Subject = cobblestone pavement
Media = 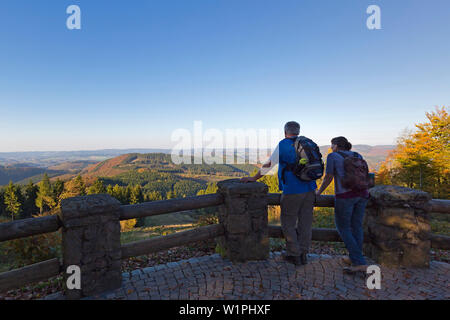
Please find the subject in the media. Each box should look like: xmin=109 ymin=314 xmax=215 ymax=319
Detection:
xmin=86 ymin=253 xmax=449 ymax=300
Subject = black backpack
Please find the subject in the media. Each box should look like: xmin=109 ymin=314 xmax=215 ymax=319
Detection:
xmin=282 ymin=136 xmax=324 ymax=183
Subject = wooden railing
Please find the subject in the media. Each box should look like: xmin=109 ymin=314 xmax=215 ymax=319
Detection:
xmin=0 ymin=190 xmax=449 ymax=296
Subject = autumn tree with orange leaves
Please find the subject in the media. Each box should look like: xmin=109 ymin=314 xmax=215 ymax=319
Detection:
xmin=377 ymin=107 xmax=449 ymax=199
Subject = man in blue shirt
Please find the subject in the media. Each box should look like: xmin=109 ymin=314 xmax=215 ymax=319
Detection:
xmin=241 ymin=122 xmax=317 ymax=265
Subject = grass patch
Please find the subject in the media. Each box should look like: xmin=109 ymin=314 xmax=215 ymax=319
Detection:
xmin=120 ymin=224 xmax=195 ymax=244
xmin=268 ymin=207 xmax=335 ymax=229
xmin=0 ymin=243 xmax=12 ymax=273
xmin=312 ymin=208 xmax=335 ymax=229
xmin=143 ymin=212 xmax=199 ymax=226
xmin=430 ymin=212 xmax=450 ymax=236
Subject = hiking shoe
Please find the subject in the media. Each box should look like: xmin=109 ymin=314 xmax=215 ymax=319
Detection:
xmin=282 ymin=255 xmax=302 ymax=266
xmin=341 ymin=256 xmax=352 ymax=266
xmin=343 ymin=265 xmax=368 ymax=274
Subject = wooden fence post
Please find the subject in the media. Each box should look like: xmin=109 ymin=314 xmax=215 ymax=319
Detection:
xmin=59 ymin=194 xmax=122 ymax=299
xmin=365 ymin=185 xmax=432 ymax=268
xmin=217 ymin=179 xmax=269 ymax=262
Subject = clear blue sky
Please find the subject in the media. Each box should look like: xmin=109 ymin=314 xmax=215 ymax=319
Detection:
xmin=0 ymin=0 xmax=449 ymax=152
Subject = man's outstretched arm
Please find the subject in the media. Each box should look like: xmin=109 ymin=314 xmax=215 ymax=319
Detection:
xmin=240 ymin=161 xmax=271 ymax=183
xmin=240 ymin=144 xmax=279 ymax=183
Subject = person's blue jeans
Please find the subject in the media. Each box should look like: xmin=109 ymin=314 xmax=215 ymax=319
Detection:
xmin=334 ymin=197 xmax=368 ymax=266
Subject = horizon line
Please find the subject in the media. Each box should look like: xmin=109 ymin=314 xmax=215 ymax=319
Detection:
xmin=0 ymin=144 xmax=397 ymax=154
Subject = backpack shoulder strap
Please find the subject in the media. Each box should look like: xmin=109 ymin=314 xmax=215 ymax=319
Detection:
xmin=295 ymin=136 xmax=311 ymax=149
xmin=353 ymin=152 xmax=362 ymax=159
xmin=294 ymin=137 xmax=302 ymax=153
xmin=337 ymin=151 xmax=349 ymax=158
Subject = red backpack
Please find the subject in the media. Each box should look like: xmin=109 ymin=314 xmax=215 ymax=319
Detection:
xmin=337 ymin=152 xmax=370 ymax=191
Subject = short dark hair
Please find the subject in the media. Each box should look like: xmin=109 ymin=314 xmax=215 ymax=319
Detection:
xmin=284 ymin=121 xmax=300 ymax=136
xmin=331 ymin=136 xmax=352 ymax=151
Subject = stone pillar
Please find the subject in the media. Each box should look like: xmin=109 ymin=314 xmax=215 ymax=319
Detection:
xmin=364 ymin=185 xmax=432 ymax=268
xmin=217 ymin=179 xmax=269 ymax=262
xmin=59 ymin=194 xmax=122 ymax=299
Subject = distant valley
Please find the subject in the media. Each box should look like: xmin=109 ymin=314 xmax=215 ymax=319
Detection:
xmin=0 ymin=145 xmax=394 ymax=186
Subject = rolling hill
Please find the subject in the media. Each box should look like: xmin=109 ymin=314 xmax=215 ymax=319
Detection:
xmin=75 ymin=153 xmax=259 ymax=198
xmin=80 ymin=153 xmax=258 ymax=179
xmin=0 ymin=164 xmax=67 ymax=186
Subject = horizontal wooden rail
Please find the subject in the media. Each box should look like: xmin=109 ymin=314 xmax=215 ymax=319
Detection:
xmin=431 ymin=234 xmax=450 ymax=250
xmin=121 ymin=224 xmax=225 ymax=259
xmin=430 ymin=199 xmax=450 ymax=214
xmin=0 ymin=215 xmax=61 ymax=243
xmin=0 ymin=194 xmax=446 ymax=242
xmin=0 ymin=258 xmax=62 ymax=293
xmin=268 ymin=225 xmax=352 ymax=243
xmin=267 ymin=193 xmax=281 ymax=205
xmin=267 ymin=193 xmax=335 ymax=207
xmin=120 ymin=193 xmax=224 ymax=221
xmin=269 ymin=225 xmax=450 ymax=250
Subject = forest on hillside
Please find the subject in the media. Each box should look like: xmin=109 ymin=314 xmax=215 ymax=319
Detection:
xmin=0 ymin=162 xmax=257 ymax=222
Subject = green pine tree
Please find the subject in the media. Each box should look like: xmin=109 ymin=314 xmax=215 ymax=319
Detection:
xmin=22 ymin=180 xmax=39 ymax=218
xmin=125 ymin=185 xmax=133 ymax=204
xmin=72 ymin=175 xmax=86 ymax=196
xmin=88 ymin=179 xmax=106 ymax=195
xmin=106 ymin=184 xmax=114 ymax=196
xmin=59 ymin=175 xmax=86 ymax=201
xmin=4 ymin=181 xmax=22 ymax=221
xmin=0 ymin=188 xmax=6 ymax=217
xmin=36 ymin=173 xmax=55 ymax=214
xmin=166 ymin=190 xmax=174 ymax=200
xmin=145 ymin=191 xmax=163 ymax=202
xmin=112 ymin=184 xmax=125 ymax=204
xmin=129 ymin=185 xmax=144 ymax=205
xmin=130 ymin=185 xmax=145 ymax=227
xmin=53 ymin=179 xmax=65 ymax=201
